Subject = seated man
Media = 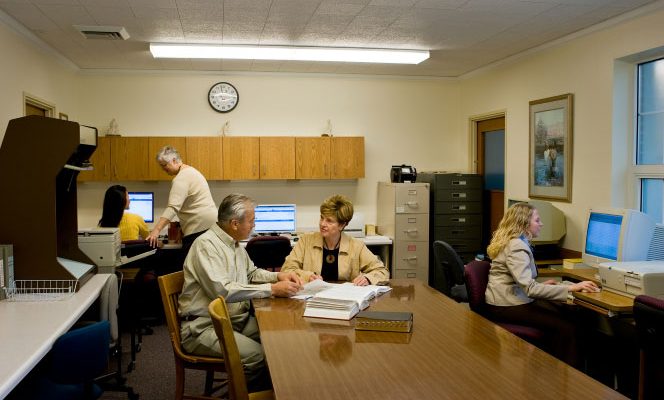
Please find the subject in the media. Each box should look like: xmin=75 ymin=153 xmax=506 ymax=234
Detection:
xmin=178 ymin=193 xmax=302 ymax=389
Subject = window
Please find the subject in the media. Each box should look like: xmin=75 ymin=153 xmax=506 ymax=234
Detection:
xmin=635 ymin=58 xmax=664 ymax=223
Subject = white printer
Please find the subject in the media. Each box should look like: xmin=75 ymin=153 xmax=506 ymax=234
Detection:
xmin=598 ymin=260 xmax=664 ymax=298
xmin=78 ymin=228 xmax=121 ymax=272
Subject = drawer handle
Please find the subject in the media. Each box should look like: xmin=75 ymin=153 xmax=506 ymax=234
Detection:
xmin=403 ymin=229 xmax=418 ymax=234
xmin=452 ymin=193 xmax=467 ymax=198
xmin=451 ymin=230 xmax=464 ymax=234
xmin=402 ymin=256 xmax=418 ymax=261
xmin=452 ymin=205 xmax=467 ymax=211
xmin=406 ymin=201 xmax=419 ymax=208
xmin=406 ymin=273 xmax=417 ymax=278
xmin=452 ymin=180 xmax=467 ymax=186
xmin=451 ymin=218 xmax=466 ymax=222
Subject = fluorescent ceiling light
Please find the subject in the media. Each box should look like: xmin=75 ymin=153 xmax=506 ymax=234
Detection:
xmin=150 ymin=43 xmax=429 ymax=64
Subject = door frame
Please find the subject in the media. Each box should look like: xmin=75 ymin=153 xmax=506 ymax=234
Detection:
xmin=23 ymin=92 xmax=55 ymax=117
xmin=468 ymin=111 xmax=506 ymax=173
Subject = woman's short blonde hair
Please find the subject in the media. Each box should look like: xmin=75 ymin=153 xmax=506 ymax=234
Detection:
xmin=487 ymin=202 xmax=536 ymax=259
xmin=320 ymin=194 xmax=354 ymax=225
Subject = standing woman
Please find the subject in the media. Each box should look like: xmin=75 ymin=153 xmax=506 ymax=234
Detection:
xmin=146 ymin=146 xmax=217 ymax=259
xmin=281 ymin=194 xmax=389 ymax=286
xmin=99 ymin=185 xmax=149 ymax=241
xmin=484 ymin=202 xmax=598 ymax=366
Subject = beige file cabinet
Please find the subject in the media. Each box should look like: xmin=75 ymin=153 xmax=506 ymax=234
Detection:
xmin=377 ymin=182 xmax=430 ymax=282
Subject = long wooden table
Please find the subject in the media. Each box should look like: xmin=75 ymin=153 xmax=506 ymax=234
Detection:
xmin=253 ymin=279 xmax=626 ymax=400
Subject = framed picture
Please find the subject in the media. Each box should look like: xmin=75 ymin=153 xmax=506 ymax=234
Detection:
xmin=529 ymin=93 xmax=573 ymax=202
xmin=58 ymin=112 xmax=69 ymax=121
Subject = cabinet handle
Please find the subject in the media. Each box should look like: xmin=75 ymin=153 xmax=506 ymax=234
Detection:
xmin=451 ymin=218 xmax=466 ymax=223
xmin=406 ymin=272 xmax=417 ymax=278
xmin=452 ymin=193 xmax=467 ymax=198
xmin=402 ymin=256 xmax=417 ymax=261
xmin=405 ymin=201 xmax=419 ymax=208
xmin=452 ymin=180 xmax=467 ymax=186
xmin=403 ymin=229 xmax=418 ymax=234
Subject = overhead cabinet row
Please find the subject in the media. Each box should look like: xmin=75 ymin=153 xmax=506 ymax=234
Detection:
xmin=78 ymin=136 xmax=364 ymax=182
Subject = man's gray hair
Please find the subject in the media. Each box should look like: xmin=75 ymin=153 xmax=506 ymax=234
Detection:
xmin=156 ymin=146 xmax=181 ymax=163
xmin=218 ymin=193 xmax=255 ymax=224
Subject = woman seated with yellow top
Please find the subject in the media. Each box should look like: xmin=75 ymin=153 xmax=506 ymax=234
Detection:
xmin=281 ymin=194 xmax=389 ymax=286
xmin=99 ymin=185 xmax=149 ymax=241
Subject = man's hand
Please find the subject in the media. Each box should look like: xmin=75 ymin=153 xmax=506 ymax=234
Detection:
xmin=271 ymin=281 xmax=302 ymax=297
xmin=277 ymin=271 xmax=304 ymax=286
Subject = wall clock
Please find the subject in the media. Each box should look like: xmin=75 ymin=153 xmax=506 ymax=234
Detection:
xmin=208 ymin=82 xmax=239 ymax=113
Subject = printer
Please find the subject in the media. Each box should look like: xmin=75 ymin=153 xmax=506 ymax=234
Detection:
xmin=78 ymin=228 xmax=121 ymax=273
xmin=598 ymin=260 xmax=664 ymax=298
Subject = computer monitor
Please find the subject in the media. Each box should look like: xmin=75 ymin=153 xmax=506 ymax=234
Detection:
xmin=127 ymin=192 xmax=154 ymax=223
xmin=254 ymin=204 xmax=296 ymax=234
xmin=507 ymin=199 xmax=566 ymax=244
xmin=582 ymin=207 xmax=656 ymax=268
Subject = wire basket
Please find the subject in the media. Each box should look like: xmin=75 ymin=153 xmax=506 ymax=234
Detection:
xmin=4 ymin=280 xmax=78 ymax=301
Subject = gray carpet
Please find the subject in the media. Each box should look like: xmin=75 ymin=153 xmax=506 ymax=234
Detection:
xmin=100 ymin=323 xmax=227 ymax=400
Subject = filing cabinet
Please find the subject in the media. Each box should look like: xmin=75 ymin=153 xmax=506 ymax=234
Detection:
xmin=377 ymin=182 xmax=430 ymax=282
xmin=418 ymin=172 xmax=483 ymax=265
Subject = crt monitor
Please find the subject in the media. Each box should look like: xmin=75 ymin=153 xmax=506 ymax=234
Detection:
xmin=506 ymin=199 xmax=566 ymax=244
xmin=582 ymin=207 xmax=656 ymax=267
xmin=254 ymin=204 xmax=296 ymax=234
xmin=127 ymin=192 xmax=154 ymax=223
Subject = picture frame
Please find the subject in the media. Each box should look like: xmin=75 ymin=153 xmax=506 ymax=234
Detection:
xmin=529 ymin=93 xmax=573 ymax=202
xmin=58 ymin=112 xmax=69 ymax=121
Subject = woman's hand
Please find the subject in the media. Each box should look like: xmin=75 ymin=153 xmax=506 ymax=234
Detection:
xmin=352 ymin=275 xmax=369 ymax=286
xmin=309 ymin=274 xmax=323 ymax=282
xmin=568 ymin=280 xmax=600 ymax=293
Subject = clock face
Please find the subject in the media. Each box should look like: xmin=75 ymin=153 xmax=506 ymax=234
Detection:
xmin=208 ymin=82 xmax=239 ymax=113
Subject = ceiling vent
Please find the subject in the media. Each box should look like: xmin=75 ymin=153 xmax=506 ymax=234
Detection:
xmin=74 ymin=25 xmax=129 ymax=40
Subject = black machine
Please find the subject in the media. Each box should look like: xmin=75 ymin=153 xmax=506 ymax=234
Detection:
xmin=390 ymin=165 xmax=417 ymax=183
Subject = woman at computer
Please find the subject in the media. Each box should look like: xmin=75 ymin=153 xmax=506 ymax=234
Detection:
xmin=484 ymin=202 xmax=598 ymax=366
xmin=99 ymin=185 xmax=149 ymax=241
xmin=281 ymin=194 xmax=389 ymax=286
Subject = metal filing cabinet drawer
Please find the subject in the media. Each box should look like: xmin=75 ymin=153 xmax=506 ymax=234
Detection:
xmin=434 ymin=214 xmax=482 ymax=227
xmin=435 ymin=201 xmax=482 ymax=214
xmin=433 ymin=225 xmax=481 ymax=240
xmin=394 ymin=214 xmax=429 ymax=241
xmin=393 ymin=241 xmax=428 ymax=271
xmin=435 ymin=189 xmax=482 ymax=202
xmin=394 ymin=185 xmax=429 ymax=214
xmin=394 ymin=264 xmax=429 ymax=280
xmin=434 ymin=174 xmax=482 ymax=188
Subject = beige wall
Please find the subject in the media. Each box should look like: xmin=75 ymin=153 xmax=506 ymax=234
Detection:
xmin=458 ymin=6 xmax=664 ymax=251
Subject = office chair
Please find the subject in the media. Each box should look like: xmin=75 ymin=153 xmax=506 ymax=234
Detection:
xmin=158 ymin=271 xmax=227 ymax=400
xmin=432 ymin=240 xmax=468 ymax=302
xmin=464 ymin=260 xmax=544 ymax=343
xmin=209 ymin=297 xmax=275 ymax=400
xmin=634 ymin=295 xmax=664 ymax=400
xmin=245 ymin=236 xmax=292 ymax=272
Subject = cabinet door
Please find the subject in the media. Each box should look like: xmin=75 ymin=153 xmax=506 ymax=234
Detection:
xmin=148 ymin=137 xmax=187 ymax=180
xmin=331 ymin=137 xmax=364 ymax=179
xmin=223 ymin=137 xmax=260 ymax=180
xmin=295 ymin=137 xmax=330 ymax=179
xmin=110 ymin=137 xmax=150 ymax=181
xmin=260 ymin=137 xmax=295 ymax=179
xmin=186 ymin=137 xmax=223 ymax=180
xmin=78 ymin=136 xmax=111 ymax=182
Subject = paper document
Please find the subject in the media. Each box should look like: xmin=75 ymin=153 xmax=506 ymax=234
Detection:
xmin=291 ymin=280 xmax=339 ymax=300
xmin=302 ymin=282 xmax=392 ymax=320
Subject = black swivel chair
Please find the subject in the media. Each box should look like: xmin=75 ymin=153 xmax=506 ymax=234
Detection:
xmin=634 ymin=294 xmax=664 ymax=400
xmin=245 ymin=236 xmax=292 ymax=271
xmin=432 ymin=240 xmax=468 ymax=302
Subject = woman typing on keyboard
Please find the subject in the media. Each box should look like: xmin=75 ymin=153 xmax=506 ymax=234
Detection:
xmin=484 ymin=202 xmax=598 ymax=366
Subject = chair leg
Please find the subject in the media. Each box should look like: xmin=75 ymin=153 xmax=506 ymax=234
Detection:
xmin=175 ymin=364 xmax=186 ymax=400
xmin=204 ymin=370 xmax=214 ymax=395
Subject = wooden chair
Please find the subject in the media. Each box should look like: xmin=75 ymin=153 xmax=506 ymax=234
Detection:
xmin=208 ymin=297 xmax=274 ymax=400
xmin=158 ymin=271 xmax=227 ymax=400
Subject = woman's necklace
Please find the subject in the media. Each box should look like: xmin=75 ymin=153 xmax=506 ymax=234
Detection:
xmin=324 ymin=235 xmax=342 ymax=264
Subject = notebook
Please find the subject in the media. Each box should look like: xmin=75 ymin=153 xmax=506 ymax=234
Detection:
xmin=302 ymin=283 xmax=392 ymax=320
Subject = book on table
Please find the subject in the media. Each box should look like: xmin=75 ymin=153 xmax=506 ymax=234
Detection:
xmin=354 ymin=311 xmax=413 ymax=333
xmin=299 ymin=281 xmax=392 ymax=320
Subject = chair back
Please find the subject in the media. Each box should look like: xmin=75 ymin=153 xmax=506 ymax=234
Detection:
xmin=634 ymin=295 xmax=664 ymax=399
xmin=245 ymin=236 xmax=292 ymax=271
xmin=432 ymin=240 xmax=468 ymax=301
xmin=158 ymin=271 xmax=186 ymax=350
xmin=209 ymin=297 xmax=250 ymax=400
xmin=463 ymin=260 xmax=491 ymax=314
xmin=49 ymin=320 xmax=111 ymax=384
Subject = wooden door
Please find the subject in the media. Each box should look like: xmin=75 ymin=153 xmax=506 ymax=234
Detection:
xmin=222 ymin=137 xmax=260 ymax=180
xmin=78 ymin=136 xmax=111 ymax=182
xmin=186 ymin=137 xmax=223 ymax=180
xmin=295 ymin=137 xmax=331 ymax=179
xmin=476 ymin=117 xmax=505 ymax=248
xmin=331 ymin=137 xmax=364 ymax=179
xmin=260 ymin=137 xmax=295 ymax=179
xmin=148 ymin=137 xmax=187 ymax=180
xmin=110 ymin=137 xmax=150 ymax=181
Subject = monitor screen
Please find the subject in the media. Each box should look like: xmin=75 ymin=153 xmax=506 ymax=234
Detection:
xmin=127 ymin=192 xmax=154 ymax=223
xmin=254 ymin=204 xmax=296 ymax=233
xmin=584 ymin=212 xmax=622 ymax=261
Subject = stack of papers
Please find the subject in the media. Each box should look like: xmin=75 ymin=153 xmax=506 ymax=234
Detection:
xmin=298 ymin=281 xmax=392 ymax=320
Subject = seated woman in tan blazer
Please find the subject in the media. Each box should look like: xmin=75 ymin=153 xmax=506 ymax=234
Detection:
xmin=281 ymin=194 xmax=389 ymax=286
xmin=484 ymin=202 xmax=598 ymax=366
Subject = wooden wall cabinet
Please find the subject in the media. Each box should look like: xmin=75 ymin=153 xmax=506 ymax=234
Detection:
xmin=223 ymin=137 xmax=260 ymax=180
xmin=296 ymin=137 xmax=331 ymax=179
xmin=110 ymin=137 xmax=150 ymax=181
xmin=148 ymin=137 xmax=187 ymax=180
xmin=186 ymin=137 xmax=223 ymax=180
xmin=78 ymin=136 xmax=111 ymax=182
xmin=331 ymin=136 xmax=364 ymax=179
xmin=260 ymin=137 xmax=295 ymax=179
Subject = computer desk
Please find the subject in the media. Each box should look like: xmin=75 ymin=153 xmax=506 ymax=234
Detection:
xmin=538 ymin=267 xmax=634 ymax=317
xmin=252 ymin=278 xmax=626 ymax=400
xmin=0 ymin=273 xmax=112 ymax=398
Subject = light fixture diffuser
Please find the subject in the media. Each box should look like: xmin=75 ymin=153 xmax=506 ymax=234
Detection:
xmin=150 ymin=44 xmax=429 ymax=64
